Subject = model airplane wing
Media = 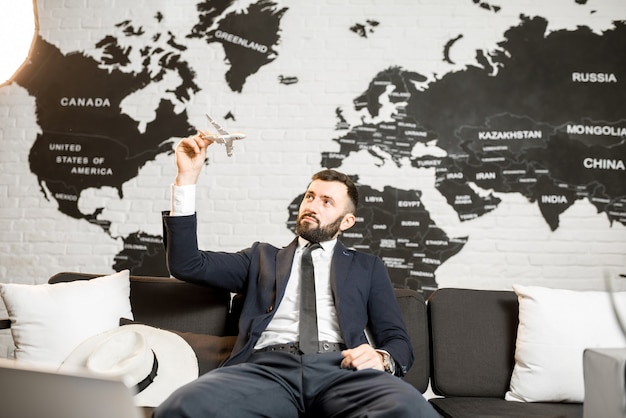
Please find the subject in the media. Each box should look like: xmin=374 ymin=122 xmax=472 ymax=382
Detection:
xmin=206 ymin=114 xmax=230 ymax=136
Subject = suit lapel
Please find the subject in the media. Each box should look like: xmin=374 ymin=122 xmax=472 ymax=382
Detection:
xmin=330 ymin=240 xmax=354 ymax=298
xmin=275 ymin=238 xmax=298 ymax=299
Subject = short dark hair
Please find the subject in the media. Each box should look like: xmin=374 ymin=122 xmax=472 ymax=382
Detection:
xmin=311 ymin=169 xmax=359 ymax=213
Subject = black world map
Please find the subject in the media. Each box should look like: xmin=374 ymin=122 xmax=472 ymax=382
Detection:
xmin=7 ymin=1 xmax=625 ymax=296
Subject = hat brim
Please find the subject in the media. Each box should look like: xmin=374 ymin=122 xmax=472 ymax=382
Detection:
xmin=60 ymin=324 xmax=198 ymax=407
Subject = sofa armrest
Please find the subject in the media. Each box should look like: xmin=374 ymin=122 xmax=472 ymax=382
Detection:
xmin=394 ymin=288 xmax=430 ymax=393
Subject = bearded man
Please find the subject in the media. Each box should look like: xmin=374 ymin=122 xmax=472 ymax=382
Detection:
xmin=154 ymin=132 xmax=439 ymax=418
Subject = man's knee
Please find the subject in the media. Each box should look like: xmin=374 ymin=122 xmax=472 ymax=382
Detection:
xmin=389 ymin=389 xmax=440 ymax=418
xmin=152 ymin=383 xmax=218 ymax=418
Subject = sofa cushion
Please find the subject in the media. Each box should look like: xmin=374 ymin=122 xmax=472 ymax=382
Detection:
xmin=0 ymin=270 xmax=132 ymax=367
xmin=428 ymin=288 xmax=519 ymax=397
xmin=506 ymin=285 xmax=626 ymax=403
xmin=430 ymin=397 xmax=582 ymax=418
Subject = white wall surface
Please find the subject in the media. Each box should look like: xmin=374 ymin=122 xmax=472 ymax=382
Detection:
xmin=0 ymin=0 xmax=625 ymax=355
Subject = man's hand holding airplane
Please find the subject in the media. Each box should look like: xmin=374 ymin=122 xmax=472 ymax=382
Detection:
xmin=175 ymin=115 xmax=246 ymax=186
xmin=174 ymin=132 xmax=213 ymax=186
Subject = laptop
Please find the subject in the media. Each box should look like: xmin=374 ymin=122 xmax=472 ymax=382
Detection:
xmin=0 ymin=358 xmax=142 ymax=418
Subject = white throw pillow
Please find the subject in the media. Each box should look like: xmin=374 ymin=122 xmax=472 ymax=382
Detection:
xmin=506 ymin=284 xmax=626 ymax=403
xmin=0 ymin=270 xmax=133 ymax=367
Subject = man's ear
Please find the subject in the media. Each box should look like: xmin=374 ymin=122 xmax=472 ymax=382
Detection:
xmin=339 ymin=213 xmax=356 ymax=231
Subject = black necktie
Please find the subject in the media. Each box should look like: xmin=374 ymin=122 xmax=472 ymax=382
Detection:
xmin=299 ymin=243 xmax=320 ymax=354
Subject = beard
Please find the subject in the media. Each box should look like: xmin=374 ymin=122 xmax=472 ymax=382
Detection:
xmin=295 ymin=213 xmax=344 ymax=243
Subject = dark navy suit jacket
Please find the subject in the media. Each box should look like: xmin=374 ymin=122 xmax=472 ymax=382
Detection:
xmin=162 ymin=213 xmax=414 ymax=376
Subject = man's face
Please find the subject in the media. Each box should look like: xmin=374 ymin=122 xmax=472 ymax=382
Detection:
xmin=295 ymin=179 xmax=356 ymax=243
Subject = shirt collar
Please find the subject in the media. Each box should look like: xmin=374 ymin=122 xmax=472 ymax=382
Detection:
xmin=298 ymin=236 xmax=337 ymax=253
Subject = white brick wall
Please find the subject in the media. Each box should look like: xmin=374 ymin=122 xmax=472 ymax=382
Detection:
xmin=0 ymin=0 xmax=625 ymax=323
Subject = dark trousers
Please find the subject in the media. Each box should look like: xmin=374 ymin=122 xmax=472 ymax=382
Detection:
xmin=153 ymin=351 xmax=439 ymax=418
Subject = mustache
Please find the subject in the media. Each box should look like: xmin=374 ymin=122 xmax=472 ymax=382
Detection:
xmin=298 ymin=212 xmax=319 ymax=224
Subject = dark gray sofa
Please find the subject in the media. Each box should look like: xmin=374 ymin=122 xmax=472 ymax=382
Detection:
xmin=427 ymin=288 xmax=583 ymax=418
xmin=2 ymin=273 xmax=586 ymax=417
xmin=41 ymin=272 xmax=431 ymax=416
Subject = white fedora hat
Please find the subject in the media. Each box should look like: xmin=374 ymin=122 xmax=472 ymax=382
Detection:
xmin=59 ymin=324 xmax=198 ymax=407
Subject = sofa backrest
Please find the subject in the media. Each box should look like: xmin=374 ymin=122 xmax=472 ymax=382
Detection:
xmin=49 ymin=272 xmax=232 ymax=336
xmin=427 ymin=288 xmax=519 ymax=398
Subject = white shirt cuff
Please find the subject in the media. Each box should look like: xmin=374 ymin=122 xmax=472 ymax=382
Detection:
xmin=170 ymin=184 xmax=196 ymax=216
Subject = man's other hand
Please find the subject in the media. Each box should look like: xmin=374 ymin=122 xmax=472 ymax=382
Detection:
xmin=340 ymin=344 xmax=384 ymax=371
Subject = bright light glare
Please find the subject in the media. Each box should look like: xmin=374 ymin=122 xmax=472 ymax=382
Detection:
xmin=0 ymin=0 xmax=36 ymax=85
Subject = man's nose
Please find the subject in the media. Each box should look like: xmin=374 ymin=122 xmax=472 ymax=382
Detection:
xmin=308 ymin=197 xmax=324 ymax=212
xmin=302 ymin=199 xmax=319 ymax=214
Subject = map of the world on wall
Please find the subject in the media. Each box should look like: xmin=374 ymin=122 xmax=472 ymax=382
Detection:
xmin=3 ymin=0 xmax=624 ymax=296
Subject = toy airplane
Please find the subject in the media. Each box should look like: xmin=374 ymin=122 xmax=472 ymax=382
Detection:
xmin=199 ymin=114 xmax=247 ymax=157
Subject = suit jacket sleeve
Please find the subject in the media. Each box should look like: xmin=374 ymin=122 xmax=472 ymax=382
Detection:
xmin=162 ymin=212 xmax=252 ymax=293
xmin=366 ymin=256 xmax=414 ymax=376
xmin=332 ymin=243 xmax=414 ymax=377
